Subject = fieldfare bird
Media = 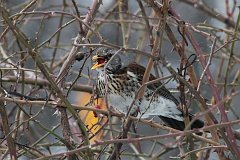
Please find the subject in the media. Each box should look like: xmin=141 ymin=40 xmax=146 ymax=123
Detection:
xmin=91 ymin=48 xmax=204 ymax=131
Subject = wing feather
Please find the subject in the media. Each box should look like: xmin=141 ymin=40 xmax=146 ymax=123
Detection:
xmin=126 ymin=63 xmax=179 ymax=105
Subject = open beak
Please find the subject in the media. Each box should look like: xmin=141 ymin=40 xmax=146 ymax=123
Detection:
xmin=91 ymin=55 xmax=105 ymax=70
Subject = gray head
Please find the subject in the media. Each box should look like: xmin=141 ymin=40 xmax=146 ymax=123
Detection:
xmin=91 ymin=48 xmax=122 ymax=73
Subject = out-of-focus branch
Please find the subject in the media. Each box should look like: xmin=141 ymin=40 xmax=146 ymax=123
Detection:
xmin=0 ymin=0 xmax=38 ymax=41
xmin=54 ymin=1 xmax=102 ymax=159
xmin=170 ymin=6 xmax=240 ymax=157
xmin=56 ymin=0 xmax=102 ymax=84
xmin=1 ymin=76 xmax=93 ymax=93
xmin=145 ymin=0 xmax=219 ymax=140
xmin=109 ymin=117 xmax=133 ymax=160
xmin=0 ymin=5 xmax=91 ymax=156
xmin=0 ymin=93 xmax=17 ymax=160
xmin=186 ymin=29 xmax=240 ymax=159
xmin=178 ymin=0 xmax=238 ymax=30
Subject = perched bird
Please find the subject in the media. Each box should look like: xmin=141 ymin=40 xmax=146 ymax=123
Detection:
xmin=91 ymin=48 xmax=204 ymax=131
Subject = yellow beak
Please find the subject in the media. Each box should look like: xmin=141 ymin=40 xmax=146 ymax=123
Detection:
xmin=91 ymin=63 xmax=104 ymax=70
xmin=91 ymin=55 xmax=105 ymax=70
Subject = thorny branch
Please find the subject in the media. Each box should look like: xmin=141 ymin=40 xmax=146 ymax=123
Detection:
xmin=0 ymin=0 xmax=240 ymax=160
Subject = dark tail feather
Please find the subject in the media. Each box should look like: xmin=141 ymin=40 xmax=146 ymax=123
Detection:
xmin=159 ymin=115 xmax=204 ymax=131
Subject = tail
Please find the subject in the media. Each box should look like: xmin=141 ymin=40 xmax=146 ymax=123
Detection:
xmin=159 ymin=114 xmax=204 ymax=131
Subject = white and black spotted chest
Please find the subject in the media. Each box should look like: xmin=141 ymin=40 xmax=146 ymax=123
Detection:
xmin=96 ymin=70 xmax=183 ymax=120
xmin=97 ymin=71 xmax=138 ymax=98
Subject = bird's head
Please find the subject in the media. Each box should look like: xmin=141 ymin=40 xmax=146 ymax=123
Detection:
xmin=91 ymin=48 xmax=122 ymax=73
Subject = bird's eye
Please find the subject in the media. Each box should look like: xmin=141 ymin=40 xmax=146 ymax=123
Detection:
xmin=107 ymin=53 xmax=113 ymax=57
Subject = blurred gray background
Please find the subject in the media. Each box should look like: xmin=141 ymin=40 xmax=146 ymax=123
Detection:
xmin=1 ymin=0 xmax=240 ymax=159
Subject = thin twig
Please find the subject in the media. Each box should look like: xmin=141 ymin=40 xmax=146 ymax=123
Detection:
xmin=197 ymin=37 xmax=217 ymax=91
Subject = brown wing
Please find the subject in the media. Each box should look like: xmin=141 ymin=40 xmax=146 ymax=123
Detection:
xmin=126 ymin=63 xmax=179 ymax=105
xmin=115 ymin=63 xmax=204 ymax=130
